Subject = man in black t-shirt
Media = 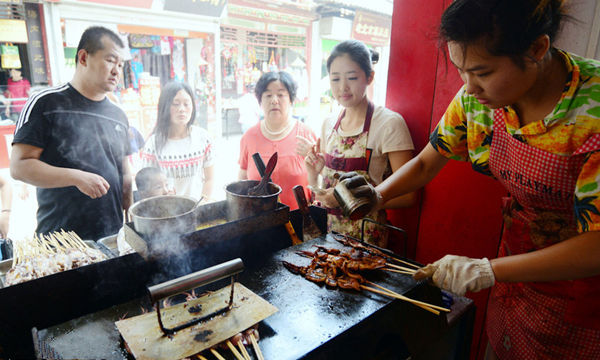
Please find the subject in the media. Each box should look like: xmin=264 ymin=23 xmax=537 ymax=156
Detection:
xmin=10 ymin=26 xmax=133 ymax=240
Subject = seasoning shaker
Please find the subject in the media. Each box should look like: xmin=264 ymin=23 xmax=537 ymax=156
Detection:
xmin=333 ymin=178 xmax=372 ymax=221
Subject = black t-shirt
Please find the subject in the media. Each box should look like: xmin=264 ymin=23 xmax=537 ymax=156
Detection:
xmin=13 ymin=83 xmax=131 ymax=240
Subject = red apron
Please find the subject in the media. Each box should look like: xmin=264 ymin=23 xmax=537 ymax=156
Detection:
xmin=487 ymin=108 xmax=600 ymax=359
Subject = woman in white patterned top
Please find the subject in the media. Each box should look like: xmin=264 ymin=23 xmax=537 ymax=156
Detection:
xmin=141 ymin=82 xmax=214 ymax=201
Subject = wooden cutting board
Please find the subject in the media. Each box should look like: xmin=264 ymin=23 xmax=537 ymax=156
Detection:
xmin=115 ymin=283 xmax=277 ymax=360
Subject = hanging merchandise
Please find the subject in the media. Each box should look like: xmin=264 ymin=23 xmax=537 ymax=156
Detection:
xmin=160 ymin=36 xmax=171 ymax=55
xmin=151 ymin=36 xmax=161 ymax=54
xmin=1 ymin=44 xmax=21 ymax=69
xmin=171 ymin=38 xmax=186 ymax=82
xmin=129 ymin=34 xmax=154 ymax=48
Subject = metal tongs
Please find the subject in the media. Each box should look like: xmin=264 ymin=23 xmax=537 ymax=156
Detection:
xmin=147 ymin=258 xmax=244 ymax=336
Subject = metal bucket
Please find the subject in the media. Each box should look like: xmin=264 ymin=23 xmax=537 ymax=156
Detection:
xmin=129 ymin=195 xmax=198 ymax=237
xmin=225 ymin=180 xmax=281 ymax=221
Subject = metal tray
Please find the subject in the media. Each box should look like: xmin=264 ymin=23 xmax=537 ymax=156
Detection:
xmin=124 ymin=200 xmax=290 ymax=260
xmin=0 ymin=240 xmax=114 ymax=289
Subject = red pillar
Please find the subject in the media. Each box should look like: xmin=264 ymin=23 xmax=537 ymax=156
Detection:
xmin=385 ymin=1 xmax=507 ymax=358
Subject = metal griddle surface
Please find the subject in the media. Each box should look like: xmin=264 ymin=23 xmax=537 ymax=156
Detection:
xmin=39 ymin=234 xmax=447 ymax=359
xmin=238 ymin=234 xmax=444 ymax=359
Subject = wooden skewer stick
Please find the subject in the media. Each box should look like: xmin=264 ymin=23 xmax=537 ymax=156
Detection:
xmin=197 ymin=355 xmax=209 ymax=360
xmin=238 ymin=341 xmax=251 ymax=360
xmin=250 ymin=333 xmax=264 ymax=360
xmin=360 ymin=285 xmax=440 ymax=315
xmin=69 ymin=230 xmax=90 ymax=249
xmin=387 ymin=258 xmax=421 ymax=269
xmin=226 ymin=340 xmax=245 ymax=360
xmin=365 ymin=281 xmax=451 ymax=313
xmin=210 ymin=348 xmax=226 ymax=360
xmin=383 ymin=268 xmax=415 ymax=275
xmin=385 ymin=263 xmax=417 ymax=272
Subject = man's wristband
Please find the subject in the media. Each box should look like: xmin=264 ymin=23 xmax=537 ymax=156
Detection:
xmin=0 ymin=209 xmax=10 ymax=213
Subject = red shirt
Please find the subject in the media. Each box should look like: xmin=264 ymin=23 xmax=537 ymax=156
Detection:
xmin=239 ymin=120 xmax=317 ymax=210
xmin=6 ymin=78 xmax=31 ymax=113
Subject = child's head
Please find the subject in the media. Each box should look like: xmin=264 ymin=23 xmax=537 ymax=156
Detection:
xmin=135 ymin=167 xmax=171 ymax=200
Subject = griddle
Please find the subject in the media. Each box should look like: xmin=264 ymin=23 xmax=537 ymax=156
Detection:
xmin=0 ymin=207 xmax=473 ymax=359
xmin=38 ymin=234 xmax=461 ymax=359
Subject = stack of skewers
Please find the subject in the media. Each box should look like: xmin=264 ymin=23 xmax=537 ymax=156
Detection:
xmin=190 ymin=327 xmax=264 ymax=360
xmin=283 ymin=234 xmax=450 ymax=315
xmin=4 ymin=230 xmax=107 ymax=287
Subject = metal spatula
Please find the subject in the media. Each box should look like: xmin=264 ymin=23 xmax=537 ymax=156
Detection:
xmin=248 ymin=152 xmax=277 ymax=196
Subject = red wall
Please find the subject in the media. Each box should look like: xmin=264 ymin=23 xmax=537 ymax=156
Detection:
xmin=385 ymin=1 xmax=507 ymax=358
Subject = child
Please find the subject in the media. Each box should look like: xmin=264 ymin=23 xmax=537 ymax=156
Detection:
xmin=117 ymin=167 xmax=172 ymax=255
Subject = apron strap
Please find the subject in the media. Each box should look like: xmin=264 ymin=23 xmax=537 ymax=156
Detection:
xmin=332 ymin=101 xmax=374 ymax=134
xmin=327 ymin=101 xmax=375 ymax=172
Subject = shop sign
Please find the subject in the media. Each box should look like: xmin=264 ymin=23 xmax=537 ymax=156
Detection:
xmin=164 ymin=0 xmax=226 ymax=18
xmin=266 ymin=24 xmax=306 ymax=35
xmin=78 ymin=0 xmax=152 ymax=8
xmin=0 ymin=19 xmax=28 ymax=43
xmin=351 ymin=11 xmax=391 ymax=47
xmin=228 ymin=4 xmax=311 ymax=26
xmin=25 ymin=3 xmax=48 ymax=83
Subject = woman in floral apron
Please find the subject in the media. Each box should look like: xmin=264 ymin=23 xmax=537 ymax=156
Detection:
xmin=341 ymin=1 xmax=600 ymax=358
xmin=304 ymin=40 xmax=415 ymax=247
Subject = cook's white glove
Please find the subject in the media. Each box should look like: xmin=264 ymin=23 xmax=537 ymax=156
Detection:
xmin=413 ymin=255 xmax=495 ymax=296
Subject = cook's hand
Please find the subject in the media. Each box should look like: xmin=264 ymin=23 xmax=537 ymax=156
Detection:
xmin=413 ymin=255 xmax=495 ymax=296
xmin=73 ymin=170 xmax=110 ymax=199
xmin=337 ymin=171 xmax=383 ymax=212
xmin=296 ymin=135 xmax=315 ymax=157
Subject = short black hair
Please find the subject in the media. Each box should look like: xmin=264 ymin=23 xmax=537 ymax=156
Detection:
xmin=254 ymin=71 xmax=297 ymax=104
xmin=327 ymin=39 xmax=379 ymax=78
xmin=439 ymin=0 xmax=569 ymax=67
xmin=75 ymin=26 xmax=124 ymax=65
xmin=135 ymin=167 xmax=163 ymax=193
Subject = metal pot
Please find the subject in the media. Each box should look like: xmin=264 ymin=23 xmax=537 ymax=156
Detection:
xmin=225 ymin=180 xmax=282 ymax=221
xmin=129 ymin=195 xmax=198 ymax=237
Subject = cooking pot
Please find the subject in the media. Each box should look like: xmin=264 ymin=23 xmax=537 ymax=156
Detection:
xmin=225 ymin=180 xmax=281 ymax=221
xmin=129 ymin=195 xmax=198 ymax=237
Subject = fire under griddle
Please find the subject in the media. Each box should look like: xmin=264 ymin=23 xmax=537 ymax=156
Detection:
xmin=37 ymin=234 xmax=474 ymax=360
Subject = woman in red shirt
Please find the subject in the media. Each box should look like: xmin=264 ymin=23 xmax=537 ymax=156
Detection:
xmin=238 ymin=71 xmax=316 ymax=210
xmin=5 ymin=68 xmax=31 ymax=122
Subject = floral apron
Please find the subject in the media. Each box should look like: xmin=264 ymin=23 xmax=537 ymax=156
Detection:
xmin=487 ymin=108 xmax=600 ymax=359
xmin=322 ymin=101 xmax=388 ymax=247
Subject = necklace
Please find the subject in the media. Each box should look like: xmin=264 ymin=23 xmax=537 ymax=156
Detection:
xmin=262 ymin=118 xmax=295 ymax=138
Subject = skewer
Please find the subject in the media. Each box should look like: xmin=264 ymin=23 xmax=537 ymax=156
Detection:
xmin=68 ymin=230 xmax=90 ymax=249
xmin=197 ymin=356 xmax=209 ymax=360
xmin=385 ymin=263 xmax=417 ymax=272
xmin=238 ymin=341 xmax=251 ymax=360
xmin=387 ymin=258 xmax=421 ymax=269
xmin=226 ymin=340 xmax=245 ymax=360
xmin=383 ymin=268 xmax=415 ymax=275
xmin=250 ymin=333 xmax=264 ymax=360
xmin=210 ymin=348 xmax=226 ymax=360
xmin=365 ymin=281 xmax=451 ymax=313
xmin=360 ymin=285 xmax=440 ymax=315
